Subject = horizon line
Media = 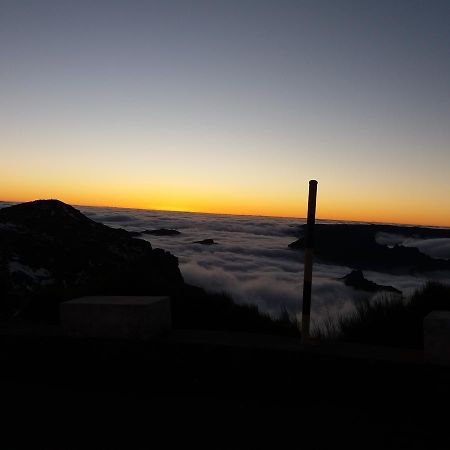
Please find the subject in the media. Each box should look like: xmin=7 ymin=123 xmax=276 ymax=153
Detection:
xmin=1 ymin=198 xmax=449 ymax=229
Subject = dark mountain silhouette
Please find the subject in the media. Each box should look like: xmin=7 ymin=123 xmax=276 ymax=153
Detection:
xmin=0 ymin=200 xmax=297 ymax=336
xmin=0 ymin=200 xmax=182 ymax=319
xmin=350 ymin=223 xmax=450 ymax=239
xmin=142 ymin=228 xmax=181 ymax=236
xmin=194 ymin=239 xmax=216 ymax=245
xmin=127 ymin=230 xmax=144 ymax=237
xmin=288 ymin=224 xmax=450 ymax=273
xmin=340 ymin=270 xmax=401 ymax=294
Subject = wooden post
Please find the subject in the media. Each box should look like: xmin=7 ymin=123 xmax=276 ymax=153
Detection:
xmin=301 ymin=180 xmax=318 ymax=343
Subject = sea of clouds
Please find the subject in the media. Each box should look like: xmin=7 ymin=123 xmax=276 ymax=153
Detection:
xmin=1 ymin=200 xmax=449 ymax=329
xmin=75 ymin=204 xmax=450 ymax=330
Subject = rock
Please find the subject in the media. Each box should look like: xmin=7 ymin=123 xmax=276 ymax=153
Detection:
xmin=0 ymin=200 xmax=183 ymax=320
xmin=61 ymin=295 xmax=172 ymax=340
xmin=340 ymin=270 xmax=401 ymax=294
xmin=142 ymin=228 xmax=181 ymax=236
xmin=288 ymin=224 xmax=450 ymax=273
xmin=127 ymin=230 xmax=144 ymax=237
xmin=288 ymin=238 xmax=303 ymax=250
xmin=194 ymin=239 xmax=216 ymax=245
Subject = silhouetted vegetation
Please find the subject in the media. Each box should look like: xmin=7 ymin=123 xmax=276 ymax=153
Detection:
xmin=171 ymin=284 xmax=300 ymax=337
xmin=315 ymin=282 xmax=450 ymax=348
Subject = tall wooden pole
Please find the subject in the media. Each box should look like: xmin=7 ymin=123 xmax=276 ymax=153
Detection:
xmin=301 ymin=180 xmax=318 ymax=343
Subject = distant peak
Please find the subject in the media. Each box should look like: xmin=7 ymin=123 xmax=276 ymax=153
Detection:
xmin=342 ymin=269 xmax=365 ymax=281
xmin=341 ymin=270 xmax=401 ymax=294
xmin=0 ymin=199 xmax=94 ymax=228
xmin=1 ymin=199 xmax=79 ymax=213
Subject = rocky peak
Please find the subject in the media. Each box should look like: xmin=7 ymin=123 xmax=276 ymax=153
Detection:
xmin=0 ymin=200 xmax=95 ymax=231
xmin=341 ymin=270 xmax=401 ymax=294
xmin=0 ymin=200 xmax=184 ymax=320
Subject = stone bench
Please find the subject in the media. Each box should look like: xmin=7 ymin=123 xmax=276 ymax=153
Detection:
xmin=60 ymin=296 xmax=171 ymax=340
xmin=424 ymin=311 xmax=450 ymax=366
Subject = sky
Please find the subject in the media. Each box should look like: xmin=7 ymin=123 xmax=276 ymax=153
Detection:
xmin=1 ymin=0 xmax=450 ymax=226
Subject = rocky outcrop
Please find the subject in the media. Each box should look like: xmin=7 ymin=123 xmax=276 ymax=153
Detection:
xmin=0 ymin=200 xmax=183 ymax=319
xmin=127 ymin=230 xmax=144 ymax=237
xmin=288 ymin=224 xmax=450 ymax=273
xmin=193 ymin=239 xmax=216 ymax=245
xmin=287 ymin=239 xmax=302 ymax=250
xmin=142 ymin=228 xmax=181 ymax=236
xmin=340 ymin=270 xmax=401 ymax=294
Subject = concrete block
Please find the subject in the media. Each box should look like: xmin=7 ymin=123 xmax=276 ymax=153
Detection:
xmin=424 ymin=311 xmax=450 ymax=366
xmin=61 ymin=296 xmax=171 ymax=340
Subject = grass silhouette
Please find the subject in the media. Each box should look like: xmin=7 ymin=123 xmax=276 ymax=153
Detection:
xmin=315 ymin=281 xmax=450 ymax=348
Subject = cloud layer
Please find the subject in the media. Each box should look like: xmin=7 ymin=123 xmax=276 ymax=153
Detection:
xmin=76 ymin=205 xmax=446 ymax=328
xmin=1 ymin=201 xmax=446 ymax=328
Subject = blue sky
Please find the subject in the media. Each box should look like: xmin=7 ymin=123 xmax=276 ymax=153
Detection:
xmin=1 ymin=0 xmax=450 ymax=225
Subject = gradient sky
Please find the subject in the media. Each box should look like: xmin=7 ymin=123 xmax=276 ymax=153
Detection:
xmin=1 ymin=0 xmax=450 ymax=226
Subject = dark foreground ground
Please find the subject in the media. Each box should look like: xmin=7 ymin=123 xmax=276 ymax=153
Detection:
xmin=1 ymin=330 xmax=450 ymax=449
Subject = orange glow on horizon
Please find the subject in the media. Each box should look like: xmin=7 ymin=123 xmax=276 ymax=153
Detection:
xmin=2 ymin=2 xmax=450 ymax=231
xmin=2 ymin=186 xmax=450 ymax=228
